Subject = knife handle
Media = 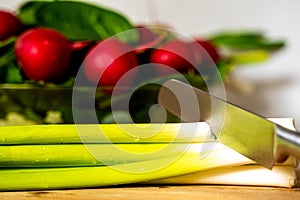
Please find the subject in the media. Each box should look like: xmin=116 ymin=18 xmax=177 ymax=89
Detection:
xmin=275 ymin=124 xmax=300 ymax=162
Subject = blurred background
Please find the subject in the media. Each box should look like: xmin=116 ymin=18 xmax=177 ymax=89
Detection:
xmin=1 ymin=0 xmax=300 ymax=128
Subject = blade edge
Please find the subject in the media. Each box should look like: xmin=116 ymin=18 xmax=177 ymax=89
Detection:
xmin=158 ymin=79 xmax=276 ymax=168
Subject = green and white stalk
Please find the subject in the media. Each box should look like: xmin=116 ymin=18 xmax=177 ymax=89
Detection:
xmin=0 ymin=143 xmax=215 ymax=168
xmin=0 ymin=123 xmax=212 ymax=144
xmin=0 ymin=143 xmax=252 ymax=191
xmin=148 ymin=165 xmax=297 ymax=188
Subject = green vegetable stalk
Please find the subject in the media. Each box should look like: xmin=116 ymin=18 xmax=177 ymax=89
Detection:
xmin=0 ymin=123 xmax=212 ymax=144
xmin=0 ymin=142 xmax=251 ymax=191
xmin=0 ymin=143 xmax=205 ymax=168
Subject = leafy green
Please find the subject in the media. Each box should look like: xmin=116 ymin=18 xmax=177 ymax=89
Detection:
xmin=210 ymin=31 xmax=285 ymax=51
xmin=229 ymin=50 xmax=269 ymax=65
xmin=18 ymin=1 xmax=139 ymax=43
xmin=18 ymin=1 xmax=49 ymax=26
xmin=210 ymin=31 xmax=265 ymax=41
xmin=0 ymin=37 xmax=16 ymax=49
xmin=216 ymin=60 xmax=235 ymax=80
xmin=4 ymin=63 xmax=23 ymax=83
xmin=0 ymin=38 xmax=24 ymax=84
xmin=0 ymin=50 xmax=13 ymax=70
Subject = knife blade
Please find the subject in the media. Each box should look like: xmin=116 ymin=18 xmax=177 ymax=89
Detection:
xmin=158 ymin=79 xmax=300 ymax=169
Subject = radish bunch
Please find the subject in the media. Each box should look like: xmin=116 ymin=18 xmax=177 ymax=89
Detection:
xmin=0 ymin=2 xmax=284 ymax=89
xmin=82 ymin=27 xmax=221 ymax=88
xmin=1 ymin=8 xmax=222 ymax=88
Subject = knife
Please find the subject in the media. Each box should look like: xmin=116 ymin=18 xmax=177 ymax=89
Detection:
xmin=158 ymin=79 xmax=300 ymax=169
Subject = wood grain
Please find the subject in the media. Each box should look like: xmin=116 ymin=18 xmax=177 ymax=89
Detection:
xmin=1 ymin=185 xmax=300 ymax=200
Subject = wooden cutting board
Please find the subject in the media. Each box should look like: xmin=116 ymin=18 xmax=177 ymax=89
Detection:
xmin=1 ymin=184 xmax=300 ymax=200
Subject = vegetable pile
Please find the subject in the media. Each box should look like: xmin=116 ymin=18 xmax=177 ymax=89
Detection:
xmin=0 ymin=0 xmax=285 ymax=124
xmin=0 ymin=1 xmax=296 ymax=192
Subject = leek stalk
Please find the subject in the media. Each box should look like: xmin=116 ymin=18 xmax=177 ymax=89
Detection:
xmin=0 ymin=123 xmax=212 ymax=144
xmin=0 ymin=143 xmax=252 ymax=191
xmin=0 ymin=143 xmax=216 ymax=167
xmin=148 ymin=165 xmax=297 ymax=188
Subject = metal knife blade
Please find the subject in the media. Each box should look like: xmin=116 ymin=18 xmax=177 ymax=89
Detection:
xmin=158 ymin=79 xmax=300 ymax=169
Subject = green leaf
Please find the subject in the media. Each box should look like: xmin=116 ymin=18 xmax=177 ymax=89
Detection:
xmin=5 ymin=63 xmax=23 ymax=83
xmin=216 ymin=60 xmax=235 ymax=80
xmin=209 ymin=31 xmax=265 ymax=42
xmin=24 ymin=1 xmax=139 ymax=43
xmin=18 ymin=0 xmax=50 ymax=26
xmin=23 ymin=107 xmax=43 ymax=123
xmin=229 ymin=50 xmax=269 ymax=64
xmin=0 ymin=37 xmax=16 ymax=50
xmin=209 ymin=31 xmax=285 ymax=51
xmin=0 ymin=39 xmax=24 ymax=84
xmin=0 ymin=51 xmax=14 ymax=70
xmin=0 ymin=38 xmax=16 ymax=66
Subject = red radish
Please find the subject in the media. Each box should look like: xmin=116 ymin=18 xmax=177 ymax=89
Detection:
xmin=14 ymin=28 xmax=72 ymax=82
xmin=83 ymin=39 xmax=138 ymax=87
xmin=149 ymin=40 xmax=197 ymax=73
xmin=0 ymin=10 xmax=23 ymax=41
xmin=192 ymin=39 xmax=221 ymax=63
